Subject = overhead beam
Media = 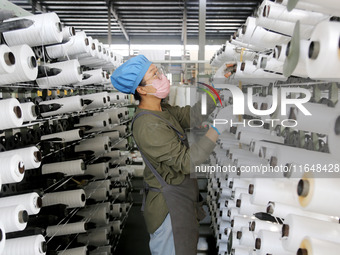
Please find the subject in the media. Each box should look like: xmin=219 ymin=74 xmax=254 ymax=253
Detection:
xmin=109 ymin=2 xmax=129 ymax=42
xmin=108 ymin=1 xmax=112 ymax=45
xmin=181 ymin=0 xmax=187 ymax=83
xmin=59 ymin=18 xmax=245 ymax=23
xmin=89 ymin=35 xmax=227 ymax=45
xmin=29 ymin=0 xmax=47 ymax=14
xmin=181 ymin=0 xmax=187 ymax=43
xmin=198 ymin=0 xmax=206 ymax=74
xmin=153 ymin=60 xmax=209 ymax=64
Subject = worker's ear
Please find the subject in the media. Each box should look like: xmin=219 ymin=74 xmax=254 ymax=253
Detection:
xmin=136 ymin=86 xmax=148 ymax=95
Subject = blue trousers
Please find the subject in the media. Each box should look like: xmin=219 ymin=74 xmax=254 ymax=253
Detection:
xmin=149 ymin=214 xmax=175 ymax=255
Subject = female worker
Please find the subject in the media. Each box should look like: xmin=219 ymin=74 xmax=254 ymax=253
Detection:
xmin=111 ymin=55 xmax=226 ymax=255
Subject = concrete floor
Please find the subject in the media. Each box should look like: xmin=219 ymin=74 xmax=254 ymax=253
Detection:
xmin=114 ymin=204 xmax=218 ymax=255
xmin=115 ymin=205 xmax=151 ymax=255
xmin=114 ymin=177 xmax=217 ymax=255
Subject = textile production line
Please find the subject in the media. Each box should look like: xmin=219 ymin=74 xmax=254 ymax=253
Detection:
xmin=0 ymin=0 xmax=340 ymax=255
xmin=202 ymin=0 xmax=340 ymax=254
xmin=0 ymin=8 xmax=141 ymax=255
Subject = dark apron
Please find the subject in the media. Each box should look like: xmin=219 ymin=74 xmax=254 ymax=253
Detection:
xmin=131 ymin=111 xmax=206 ymax=255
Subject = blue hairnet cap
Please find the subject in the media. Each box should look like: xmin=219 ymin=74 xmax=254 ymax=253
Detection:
xmin=110 ymin=55 xmax=152 ymax=94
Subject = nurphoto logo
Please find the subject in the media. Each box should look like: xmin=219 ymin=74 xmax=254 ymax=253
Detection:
xmin=199 ymin=83 xmax=312 ymax=128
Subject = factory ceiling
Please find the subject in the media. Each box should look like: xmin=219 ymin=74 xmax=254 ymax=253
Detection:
xmin=8 ymin=0 xmax=262 ymax=43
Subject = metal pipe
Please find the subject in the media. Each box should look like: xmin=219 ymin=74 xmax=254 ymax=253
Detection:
xmin=152 ymin=60 xmax=209 ymax=64
xmin=108 ymin=1 xmax=112 ymax=46
xmin=110 ymin=5 xmax=129 ymax=41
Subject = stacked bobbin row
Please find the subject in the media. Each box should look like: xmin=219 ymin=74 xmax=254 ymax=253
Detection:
xmin=206 ymin=0 xmax=340 ymax=255
xmin=206 ymin=99 xmax=340 ymax=255
xmin=0 ymin=9 xmax=136 ymax=255
xmin=210 ymin=0 xmax=340 ymax=84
